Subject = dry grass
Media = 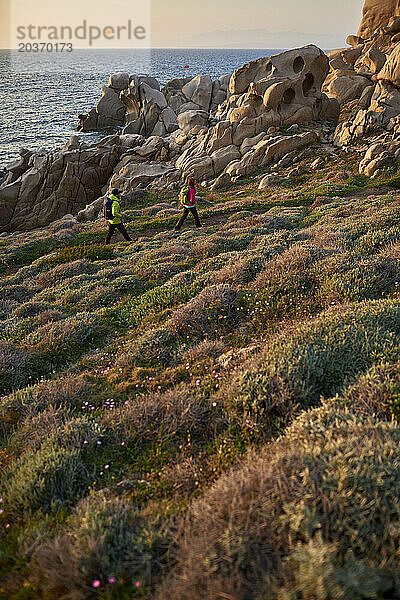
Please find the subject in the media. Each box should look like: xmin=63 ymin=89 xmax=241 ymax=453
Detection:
xmin=156 ymin=404 xmax=400 ymax=600
xmin=168 ymin=284 xmax=237 ymax=336
xmin=35 ymin=259 xmax=92 ymax=288
xmin=0 ymin=375 xmax=91 ymax=427
xmin=1 ymin=179 xmax=400 ymax=598
xmin=102 ymin=385 xmax=216 ymax=443
xmin=183 ymin=339 xmax=226 ymax=362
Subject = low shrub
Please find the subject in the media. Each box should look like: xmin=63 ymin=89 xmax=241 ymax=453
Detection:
xmin=317 ymin=256 xmax=400 ymax=303
xmin=0 ymin=375 xmax=91 ymax=427
xmin=24 ymin=312 xmax=106 ymax=365
xmin=128 ymin=272 xmax=198 ymax=328
xmin=183 ymin=339 xmax=226 ymax=363
xmin=157 ymin=405 xmax=400 ymax=600
xmin=194 ymin=251 xmax=240 ymax=275
xmin=168 ymin=284 xmax=238 ymax=337
xmin=118 ymin=328 xmax=176 ymax=368
xmin=6 ymin=238 xmax=60 ymax=268
xmin=213 ymin=233 xmax=253 ymax=253
xmin=0 ymin=300 xmax=17 ymax=320
xmin=0 ymin=316 xmax=37 ymax=344
xmin=229 ymin=300 xmax=400 ymax=427
xmin=32 ymin=491 xmax=169 ymax=597
xmin=35 ymin=259 xmax=92 ymax=288
xmin=339 ymin=360 xmax=400 ymax=420
xmin=43 ymin=244 xmax=113 ymax=266
xmin=8 ymin=409 xmax=106 ymax=456
xmin=12 ymin=301 xmax=54 ymax=318
xmin=103 ymin=385 xmax=215 ymax=443
xmin=355 ymin=226 xmax=400 ymax=255
xmin=0 ymin=341 xmax=29 ymax=394
xmin=2 ymin=444 xmax=89 ymax=516
xmin=0 ymin=284 xmax=36 ymax=303
xmin=7 ymin=406 xmax=72 ymax=454
xmin=212 ymin=253 xmax=266 ymax=285
xmin=252 ymin=244 xmax=325 ymax=291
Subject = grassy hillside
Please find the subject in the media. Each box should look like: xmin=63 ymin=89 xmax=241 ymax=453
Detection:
xmin=2 ymin=148 xmax=400 ymax=599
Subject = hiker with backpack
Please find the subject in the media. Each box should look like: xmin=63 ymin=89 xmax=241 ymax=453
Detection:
xmin=174 ymin=177 xmax=202 ymax=231
xmin=104 ymin=189 xmax=133 ymax=245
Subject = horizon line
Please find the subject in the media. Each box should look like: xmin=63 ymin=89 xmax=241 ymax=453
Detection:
xmin=0 ymin=45 xmax=338 ymax=51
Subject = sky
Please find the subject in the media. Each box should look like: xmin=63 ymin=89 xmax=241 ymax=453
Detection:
xmin=151 ymin=0 xmax=365 ymax=48
xmin=0 ymin=0 xmax=365 ymax=49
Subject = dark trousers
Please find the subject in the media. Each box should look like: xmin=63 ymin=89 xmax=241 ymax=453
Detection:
xmin=175 ymin=206 xmax=201 ymax=230
xmin=105 ymin=222 xmax=132 ymax=245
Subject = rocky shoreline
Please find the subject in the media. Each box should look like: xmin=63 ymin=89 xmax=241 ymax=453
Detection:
xmin=2 ymin=0 xmax=400 ymax=233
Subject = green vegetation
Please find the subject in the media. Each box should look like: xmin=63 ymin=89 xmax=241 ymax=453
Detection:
xmin=2 ymin=152 xmax=400 ymax=598
xmin=43 ymin=244 xmax=113 ymax=266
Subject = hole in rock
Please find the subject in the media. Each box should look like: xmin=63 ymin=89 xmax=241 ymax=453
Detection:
xmin=265 ymin=61 xmax=273 ymax=76
xmin=293 ymin=56 xmax=305 ymax=73
xmin=282 ymin=88 xmax=295 ymax=104
xmin=302 ymin=72 xmax=314 ymax=96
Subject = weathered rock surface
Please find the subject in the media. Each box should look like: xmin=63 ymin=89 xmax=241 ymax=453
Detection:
xmin=77 ymin=79 xmax=129 ymax=131
xmin=326 ymin=0 xmax=400 ymax=178
xmin=225 ymin=131 xmax=318 ymax=180
xmin=108 ymin=161 xmax=176 ymax=197
xmin=377 ymin=42 xmax=400 ymax=86
xmin=181 ymin=75 xmax=213 ymax=111
xmin=324 ymin=70 xmax=373 ymax=104
xmin=218 ymin=45 xmax=338 ymax=139
xmin=0 ymin=136 xmax=123 ymax=232
xmin=361 ymin=48 xmax=387 ymax=73
xmin=177 ymin=110 xmax=209 ymax=134
xmin=358 ymin=0 xmax=400 ymax=40
xmin=77 ymin=72 xmax=228 ymax=136
xmin=108 ymin=72 xmax=130 ymax=91
xmin=169 ymin=45 xmax=338 ymax=187
xmin=1 ymin=45 xmax=347 ymax=231
xmin=334 ymin=79 xmax=400 ymax=145
xmin=258 ymin=173 xmax=280 ymax=189
xmin=359 ymin=140 xmax=400 ymax=177
xmin=120 ymin=81 xmax=176 ymax=138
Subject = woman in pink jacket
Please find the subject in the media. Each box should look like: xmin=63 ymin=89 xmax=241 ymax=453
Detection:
xmin=174 ymin=177 xmax=202 ymax=231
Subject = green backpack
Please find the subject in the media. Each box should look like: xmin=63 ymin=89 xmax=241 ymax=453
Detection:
xmin=179 ymin=185 xmax=190 ymax=207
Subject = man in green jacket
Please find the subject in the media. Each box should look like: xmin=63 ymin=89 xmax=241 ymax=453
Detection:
xmin=105 ymin=189 xmax=133 ymax=245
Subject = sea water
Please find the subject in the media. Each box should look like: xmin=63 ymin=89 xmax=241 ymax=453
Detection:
xmin=0 ymin=48 xmax=283 ymax=165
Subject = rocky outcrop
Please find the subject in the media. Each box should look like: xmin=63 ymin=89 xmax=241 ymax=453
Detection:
xmin=225 ymin=131 xmax=318 ymax=180
xmin=0 ymin=45 xmax=343 ymax=231
xmin=377 ymin=43 xmax=400 ymax=86
xmin=358 ymin=0 xmax=400 ymax=41
xmin=108 ymin=161 xmax=177 ymax=198
xmin=217 ymin=45 xmax=339 ymax=138
xmin=181 ymin=75 xmax=213 ymax=111
xmin=76 ymin=46 xmax=337 ymax=147
xmin=77 ymin=71 xmax=230 ymax=136
xmin=324 ymin=70 xmax=373 ymax=105
xmin=358 ymin=140 xmax=400 ymax=176
xmin=170 ymin=46 xmax=336 ymax=187
xmin=176 ymin=110 xmax=209 ymax=134
xmin=327 ymin=0 xmax=400 ymax=180
xmin=120 ymin=81 xmax=178 ymax=137
xmin=77 ymin=73 xmax=131 ymax=131
xmin=0 ymin=135 xmax=145 ymax=232
xmin=322 ymin=1 xmax=400 ymax=137
xmin=334 ymin=77 xmax=400 ymax=146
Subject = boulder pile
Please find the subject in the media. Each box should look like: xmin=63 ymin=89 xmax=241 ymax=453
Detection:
xmin=1 ymin=45 xmax=339 ymax=232
xmin=328 ymin=1 xmax=400 ymax=148
xmin=9 ymin=1 xmax=400 ymax=235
